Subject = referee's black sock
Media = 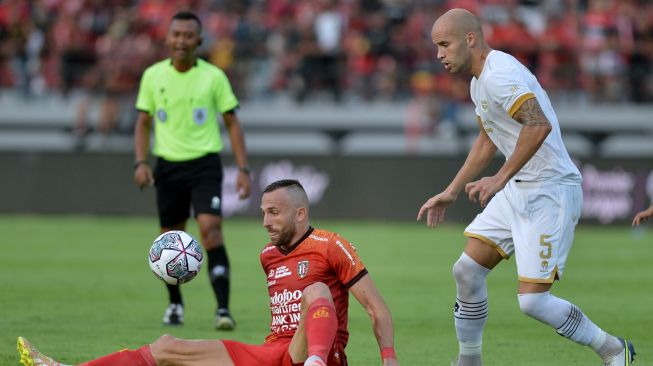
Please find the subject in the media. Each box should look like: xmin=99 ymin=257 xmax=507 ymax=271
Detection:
xmin=166 ymin=284 xmax=183 ymax=305
xmin=207 ymin=245 xmax=230 ymax=312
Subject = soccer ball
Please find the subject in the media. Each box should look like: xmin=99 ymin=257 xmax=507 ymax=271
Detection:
xmin=148 ymin=231 xmax=204 ymax=285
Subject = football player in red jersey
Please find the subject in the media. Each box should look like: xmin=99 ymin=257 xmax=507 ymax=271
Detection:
xmin=18 ymin=179 xmax=399 ymax=366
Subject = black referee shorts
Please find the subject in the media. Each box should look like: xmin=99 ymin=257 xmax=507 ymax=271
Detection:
xmin=153 ymin=153 xmax=223 ymax=228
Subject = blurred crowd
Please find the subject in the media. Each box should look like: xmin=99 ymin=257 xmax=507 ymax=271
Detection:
xmin=1 ymin=0 xmax=653 ymax=134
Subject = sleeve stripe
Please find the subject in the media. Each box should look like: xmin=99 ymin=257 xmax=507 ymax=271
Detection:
xmin=345 ymin=268 xmax=368 ymax=289
xmin=508 ymin=92 xmax=535 ymax=117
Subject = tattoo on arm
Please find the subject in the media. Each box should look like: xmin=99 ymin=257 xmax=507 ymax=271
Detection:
xmin=513 ymin=98 xmax=551 ymax=126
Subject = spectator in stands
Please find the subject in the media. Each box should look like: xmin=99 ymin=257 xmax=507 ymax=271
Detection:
xmin=1 ymin=0 xmax=653 ymax=105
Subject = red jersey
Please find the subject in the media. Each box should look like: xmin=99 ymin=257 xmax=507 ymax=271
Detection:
xmin=260 ymin=227 xmax=367 ymax=350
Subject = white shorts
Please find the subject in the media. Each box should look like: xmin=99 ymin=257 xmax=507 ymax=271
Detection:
xmin=464 ymin=180 xmax=582 ymax=283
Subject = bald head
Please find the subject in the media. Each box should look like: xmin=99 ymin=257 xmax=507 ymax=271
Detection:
xmin=431 ymin=8 xmax=489 ymax=77
xmin=433 ymin=8 xmax=483 ymax=39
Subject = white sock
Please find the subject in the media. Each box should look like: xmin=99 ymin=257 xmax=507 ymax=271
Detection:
xmin=518 ymin=291 xmax=621 ymax=360
xmin=304 ymin=355 xmax=325 ymax=365
xmin=453 ymin=253 xmax=490 ymax=357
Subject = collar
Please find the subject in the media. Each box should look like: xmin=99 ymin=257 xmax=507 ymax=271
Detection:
xmin=278 ymin=226 xmax=314 ymax=255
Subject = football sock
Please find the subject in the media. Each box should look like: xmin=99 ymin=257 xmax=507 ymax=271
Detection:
xmin=457 ymin=354 xmax=482 ymax=366
xmin=80 ymin=346 xmax=156 ymax=366
xmin=305 ymin=297 xmax=338 ymax=361
xmin=453 ymin=253 xmax=489 ymax=357
xmin=517 ymin=291 xmax=620 ymax=360
xmin=595 ymin=334 xmax=624 ymax=360
xmin=166 ymin=284 xmax=182 ymax=305
xmin=207 ymin=245 xmax=230 ymax=311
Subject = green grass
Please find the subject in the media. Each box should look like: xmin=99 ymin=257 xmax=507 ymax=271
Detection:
xmin=2 ymin=215 xmax=651 ymax=365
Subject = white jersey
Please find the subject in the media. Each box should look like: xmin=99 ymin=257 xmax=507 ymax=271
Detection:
xmin=470 ymin=50 xmax=581 ymax=184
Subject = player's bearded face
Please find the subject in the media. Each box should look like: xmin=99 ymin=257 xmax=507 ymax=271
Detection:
xmin=268 ymin=215 xmax=297 ymax=247
xmin=261 ymin=194 xmax=299 ymax=247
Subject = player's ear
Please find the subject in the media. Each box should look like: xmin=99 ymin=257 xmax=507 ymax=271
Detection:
xmin=296 ymin=206 xmax=308 ymax=222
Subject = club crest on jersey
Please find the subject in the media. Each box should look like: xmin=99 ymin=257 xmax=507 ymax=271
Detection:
xmin=193 ymin=107 xmax=207 ymax=125
xmin=297 ymin=260 xmax=309 ymax=279
xmin=480 ymin=100 xmax=489 ymax=112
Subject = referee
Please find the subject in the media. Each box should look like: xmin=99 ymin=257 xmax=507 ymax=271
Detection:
xmin=133 ymin=11 xmax=250 ymax=330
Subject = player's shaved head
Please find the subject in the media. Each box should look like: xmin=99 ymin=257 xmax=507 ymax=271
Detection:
xmin=263 ymin=179 xmax=309 ymax=210
xmin=433 ymin=8 xmax=483 ymax=39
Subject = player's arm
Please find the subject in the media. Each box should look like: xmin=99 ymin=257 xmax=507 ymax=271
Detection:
xmin=223 ymin=110 xmax=251 ymax=199
xmin=133 ymin=111 xmax=154 ymax=188
xmin=494 ymin=97 xmax=552 ymax=184
xmin=417 ymin=117 xmax=496 ymax=227
xmin=350 ymin=274 xmax=399 ymax=365
xmin=445 ymin=116 xmax=498 ymax=197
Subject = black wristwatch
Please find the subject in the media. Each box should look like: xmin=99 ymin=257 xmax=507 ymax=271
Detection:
xmin=134 ymin=160 xmax=148 ymax=169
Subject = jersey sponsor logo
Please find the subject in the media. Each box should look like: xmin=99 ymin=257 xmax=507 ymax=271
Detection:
xmin=309 ymin=234 xmax=329 ymax=242
xmin=297 ymin=260 xmax=309 ymax=279
xmin=193 ymin=107 xmax=208 ymax=125
xmin=273 ymin=265 xmax=292 ymax=279
xmin=267 ymin=269 xmax=275 ymax=278
xmin=261 ymin=246 xmax=276 ymax=254
xmin=156 ymin=108 xmax=168 ymax=122
xmin=270 ymin=289 xmax=302 ymax=305
xmin=269 ymin=289 xmax=303 ymax=333
xmin=336 ymin=240 xmax=356 ymax=265
xmin=267 ymin=280 xmax=276 ymax=287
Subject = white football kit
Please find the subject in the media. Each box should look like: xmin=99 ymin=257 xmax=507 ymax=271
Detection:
xmin=465 ymin=50 xmax=582 ymax=283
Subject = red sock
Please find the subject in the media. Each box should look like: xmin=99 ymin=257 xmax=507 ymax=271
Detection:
xmin=80 ymin=345 xmax=156 ymax=366
xmin=305 ymin=297 xmax=337 ymax=361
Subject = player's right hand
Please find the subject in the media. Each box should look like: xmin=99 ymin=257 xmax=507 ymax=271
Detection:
xmin=417 ymin=191 xmax=457 ymax=228
xmin=134 ymin=164 xmax=154 ymax=189
xmin=632 ymin=206 xmax=653 ymax=226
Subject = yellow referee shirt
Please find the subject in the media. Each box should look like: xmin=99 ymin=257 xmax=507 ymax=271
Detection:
xmin=135 ymin=58 xmax=239 ymax=162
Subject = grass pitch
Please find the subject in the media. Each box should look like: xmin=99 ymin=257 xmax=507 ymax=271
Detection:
xmin=2 ymin=215 xmax=651 ymax=365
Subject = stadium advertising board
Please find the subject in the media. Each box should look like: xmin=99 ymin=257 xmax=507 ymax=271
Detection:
xmin=0 ymin=153 xmax=651 ymax=225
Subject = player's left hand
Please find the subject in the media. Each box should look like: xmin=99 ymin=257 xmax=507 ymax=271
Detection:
xmin=465 ymin=175 xmax=505 ymax=208
xmin=236 ymin=171 xmax=251 ymax=199
xmin=383 ymin=358 xmax=399 ymax=366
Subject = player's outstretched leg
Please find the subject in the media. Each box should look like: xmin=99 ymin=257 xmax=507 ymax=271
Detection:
xmin=518 ymin=292 xmax=635 ymax=365
xmin=17 ymin=337 xmax=70 ymax=366
xmin=452 ymin=253 xmax=491 ymax=366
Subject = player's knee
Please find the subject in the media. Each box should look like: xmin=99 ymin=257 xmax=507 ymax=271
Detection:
xmin=517 ymin=292 xmax=548 ymax=320
xmin=302 ymin=282 xmax=332 ymax=304
xmin=150 ymin=334 xmax=178 ymax=360
xmin=453 ymin=255 xmax=482 ymax=288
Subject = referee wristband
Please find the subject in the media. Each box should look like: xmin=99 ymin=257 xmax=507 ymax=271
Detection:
xmin=133 ymin=160 xmax=148 ymax=169
xmin=381 ymin=347 xmax=396 ymax=360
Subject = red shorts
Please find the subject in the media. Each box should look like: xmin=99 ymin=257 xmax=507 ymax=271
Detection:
xmin=222 ymin=339 xmax=347 ymax=366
